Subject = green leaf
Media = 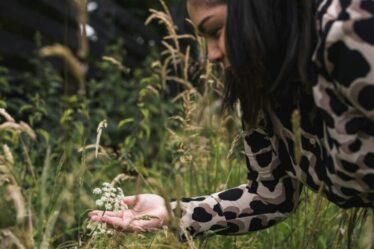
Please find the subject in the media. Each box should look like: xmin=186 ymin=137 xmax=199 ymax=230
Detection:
xmin=0 ymin=100 xmax=7 ymax=108
xmin=37 ymin=129 xmax=50 ymax=144
xmin=19 ymin=104 xmax=34 ymax=113
xmin=117 ymin=118 xmax=135 ymax=129
xmin=60 ymin=109 xmax=74 ymax=124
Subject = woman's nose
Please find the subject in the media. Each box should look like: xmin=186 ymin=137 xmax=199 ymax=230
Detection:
xmin=207 ymin=41 xmax=223 ymax=63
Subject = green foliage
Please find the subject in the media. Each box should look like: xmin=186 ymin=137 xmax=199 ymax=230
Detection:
xmin=0 ymin=1 xmax=372 ymax=249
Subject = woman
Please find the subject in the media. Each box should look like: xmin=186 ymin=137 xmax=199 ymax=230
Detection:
xmin=90 ymin=0 xmax=374 ymax=240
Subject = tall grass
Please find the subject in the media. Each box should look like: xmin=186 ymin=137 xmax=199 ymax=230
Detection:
xmin=0 ymin=0 xmax=372 ymax=248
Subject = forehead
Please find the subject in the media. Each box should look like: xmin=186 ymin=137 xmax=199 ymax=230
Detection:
xmin=187 ymin=1 xmax=227 ymax=26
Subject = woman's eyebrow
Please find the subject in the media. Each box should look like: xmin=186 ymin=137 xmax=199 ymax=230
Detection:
xmin=197 ymin=15 xmax=213 ymax=34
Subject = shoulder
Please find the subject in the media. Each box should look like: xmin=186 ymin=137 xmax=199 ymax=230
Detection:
xmin=314 ymin=0 xmax=374 ymax=75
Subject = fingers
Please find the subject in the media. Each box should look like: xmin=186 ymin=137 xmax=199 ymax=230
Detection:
xmin=101 ymin=216 xmax=127 ymax=228
xmin=88 ymin=210 xmax=102 ymax=218
xmin=121 ymin=195 xmax=139 ymax=207
xmin=89 ymin=209 xmax=137 ymax=220
xmin=128 ymin=218 xmax=163 ymax=232
xmin=89 ymin=215 xmax=133 ymax=231
xmin=88 ymin=210 xmax=122 ymax=218
xmin=89 ymin=214 xmax=162 ymax=232
xmin=89 ymin=214 xmax=104 ymax=222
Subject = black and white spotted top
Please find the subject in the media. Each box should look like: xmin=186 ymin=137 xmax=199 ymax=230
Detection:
xmin=171 ymin=0 xmax=374 ymax=239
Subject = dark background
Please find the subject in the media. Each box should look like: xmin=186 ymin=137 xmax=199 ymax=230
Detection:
xmin=0 ymin=0 xmax=190 ymax=72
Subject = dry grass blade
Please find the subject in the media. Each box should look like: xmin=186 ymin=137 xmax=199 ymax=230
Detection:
xmin=41 ymin=210 xmax=61 ymax=249
xmin=292 ymin=109 xmax=301 ymax=165
xmin=304 ymin=183 xmax=325 ymax=249
xmin=0 ymin=164 xmax=16 ymax=186
xmin=41 ymin=184 xmax=72 ymax=248
xmin=72 ymin=0 xmax=89 ymax=59
xmin=3 ymin=144 xmax=14 ymax=164
xmin=0 ymin=108 xmax=15 ymax=122
xmin=163 ymin=34 xmax=195 ymax=41
xmin=19 ymin=122 xmax=37 ymax=141
xmin=146 ymin=1 xmax=179 ymax=51
xmin=0 ymin=175 xmax=11 ymax=185
xmin=146 ymin=0 xmax=192 ymax=75
xmin=95 ymin=120 xmax=107 ymax=158
xmin=0 ymin=229 xmax=26 ymax=249
xmin=0 ymin=167 xmax=10 ymax=183
xmin=0 ymin=122 xmax=22 ymax=131
xmin=39 ymin=44 xmax=86 ymax=95
xmin=183 ymin=46 xmax=191 ymax=81
xmin=102 ymin=56 xmax=129 ymax=73
xmin=228 ymin=130 xmax=245 ymax=159
xmin=0 ymin=110 xmax=37 ymax=140
xmin=79 ymin=144 xmax=110 ymax=160
xmin=7 ymin=185 xmax=26 ymax=223
xmin=160 ymin=41 xmax=180 ymax=72
xmin=166 ymin=76 xmax=196 ymax=92
xmin=110 ymin=173 xmax=135 ymax=187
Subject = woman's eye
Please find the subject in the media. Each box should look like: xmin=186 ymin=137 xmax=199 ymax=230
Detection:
xmin=208 ymin=28 xmax=221 ymax=38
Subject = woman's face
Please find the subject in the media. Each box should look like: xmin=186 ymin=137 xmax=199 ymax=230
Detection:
xmin=187 ymin=2 xmax=229 ymax=68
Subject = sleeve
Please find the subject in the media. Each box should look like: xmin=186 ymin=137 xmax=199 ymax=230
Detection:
xmin=170 ymin=127 xmax=301 ymax=241
xmin=313 ymin=0 xmax=374 ymax=123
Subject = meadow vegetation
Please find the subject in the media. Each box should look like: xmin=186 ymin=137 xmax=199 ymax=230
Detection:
xmin=0 ymin=1 xmax=372 ymax=248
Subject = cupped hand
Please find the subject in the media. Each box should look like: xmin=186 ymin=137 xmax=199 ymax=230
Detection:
xmin=88 ymin=194 xmax=168 ymax=232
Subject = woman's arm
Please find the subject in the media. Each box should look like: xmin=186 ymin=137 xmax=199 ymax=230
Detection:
xmin=172 ymin=127 xmax=301 ymax=240
xmin=89 ymin=127 xmax=301 ymax=238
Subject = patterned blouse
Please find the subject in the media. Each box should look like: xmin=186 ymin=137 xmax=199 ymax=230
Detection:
xmin=171 ymin=0 xmax=374 ymax=240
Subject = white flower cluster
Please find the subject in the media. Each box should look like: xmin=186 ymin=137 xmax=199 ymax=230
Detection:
xmin=93 ymin=182 xmax=127 ymax=211
xmin=87 ymin=182 xmax=128 ymax=236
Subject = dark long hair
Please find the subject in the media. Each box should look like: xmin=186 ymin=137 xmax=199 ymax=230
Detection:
xmin=223 ymin=0 xmax=316 ymax=127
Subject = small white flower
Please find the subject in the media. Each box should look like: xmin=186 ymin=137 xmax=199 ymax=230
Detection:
xmin=105 ymin=203 xmax=112 ymax=210
xmin=96 ymin=199 xmax=104 ymax=207
xmin=102 ymin=182 xmax=111 ymax=187
xmin=93 ymin=188 xmax=102 ymax=195
xmin=89 ymin=182 xmax=129 ymax=236
xmin=114 ymin=203 xmax=120 ymax=210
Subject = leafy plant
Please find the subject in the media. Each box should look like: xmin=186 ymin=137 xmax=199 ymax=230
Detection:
xmin=0 ymin=0 xmax=371 ymax=248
